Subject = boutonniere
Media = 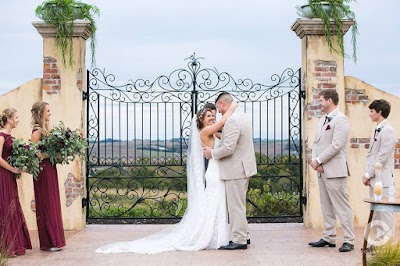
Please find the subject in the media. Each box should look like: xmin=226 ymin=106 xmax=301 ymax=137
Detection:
xmin=374 ymin=128 xmax=382 ymax=141
xmin=326 ymin=125 xmax=331 ymax=130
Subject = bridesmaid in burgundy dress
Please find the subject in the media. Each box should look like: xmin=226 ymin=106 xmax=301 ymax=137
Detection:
xmin=0 ymin=108 xmax=32 ymax=256
xmin=31 ymin=101 xmax=65 ymax=251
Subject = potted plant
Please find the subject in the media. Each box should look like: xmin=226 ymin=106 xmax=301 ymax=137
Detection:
xmin=35 ymin=0 xmax=100 ymax=67
xmin=297 ymin=0 xmax=358 ymax=63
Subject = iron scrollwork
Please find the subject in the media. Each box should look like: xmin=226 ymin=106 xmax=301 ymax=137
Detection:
xmin=86 ymin=54 xmax=302 ymax=223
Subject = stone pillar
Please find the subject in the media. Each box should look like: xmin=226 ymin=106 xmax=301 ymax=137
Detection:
xmin=291 ymin=19 xmax=354 ymax=228
xmin=32 ymin=20 xmax=90 ymax=230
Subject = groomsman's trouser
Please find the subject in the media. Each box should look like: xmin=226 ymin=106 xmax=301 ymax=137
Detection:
xmin=369 ymin=186 xmax=396 ymax=245
xmin=318 ymin=175 xmax=355 ymax=244
xmin=225 ymin=178 xmax=249 ymax=245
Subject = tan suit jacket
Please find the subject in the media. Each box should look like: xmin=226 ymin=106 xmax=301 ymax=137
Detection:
xmin=212 ymin=109 xmax=257 ymax=244
xmin=365 ymin=120 xmax=396 ymax=187
xmin=213 ymin=110 xmax=257 ymax=180
xmin=312 ymin=109 xmax=350 ymax=178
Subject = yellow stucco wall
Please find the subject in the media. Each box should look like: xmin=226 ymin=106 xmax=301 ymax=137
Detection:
xmin=40 ymin=36 xmax=87 ymax=232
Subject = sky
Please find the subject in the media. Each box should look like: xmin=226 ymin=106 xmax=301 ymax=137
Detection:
xmin=0 ymin=0 xmax=399 ymax=97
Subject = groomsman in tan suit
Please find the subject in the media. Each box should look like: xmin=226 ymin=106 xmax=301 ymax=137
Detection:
xmin=362 ymin=99 xmax=396 ymax=250
xmin=204 ymin=92 xmax=257 ymax=250
xmin=309 ymin=89 xmax=355 ymax=252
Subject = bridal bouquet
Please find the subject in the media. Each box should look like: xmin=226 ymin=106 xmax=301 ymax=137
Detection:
xmin=39 ymin=121 xmax=87 ymax=165
xmin=7 ymin=138 xmax=42 ymax=180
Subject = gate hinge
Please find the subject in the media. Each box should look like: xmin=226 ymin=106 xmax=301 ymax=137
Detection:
xmin=82 ymin=91 xmax=88 ymax=101
xmin=301 ymin=195 xmax=307 ymax=205
xmin=300 ymin=90 xmax=306 ymax=100
xmin=82 ymin=197 xmax=87 ymax=208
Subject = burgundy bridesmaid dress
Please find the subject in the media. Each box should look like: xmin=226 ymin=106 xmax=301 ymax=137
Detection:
xmin=0 ymin=132 xmax=32 ymax=256
xmin=33 ymin=129 xmax=66 ymax=250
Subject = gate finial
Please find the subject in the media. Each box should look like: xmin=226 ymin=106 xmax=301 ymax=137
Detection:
xmin=184 ymin=52 xmax=204 ymax=67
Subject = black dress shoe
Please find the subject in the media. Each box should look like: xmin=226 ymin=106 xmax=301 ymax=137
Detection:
xmin=339 ymin=242 xmax=354 ymax=252
xmin=219 ymin=242 xmax=247 ymax=250
xmin=308 ymin=239 xmax=336 ymax=247
xmin=229 ymin=239 xmax=251 ymax=245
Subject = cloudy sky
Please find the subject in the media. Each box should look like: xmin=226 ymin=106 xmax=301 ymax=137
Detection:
xmin=0 ymin=0 xmax=399 ymax=97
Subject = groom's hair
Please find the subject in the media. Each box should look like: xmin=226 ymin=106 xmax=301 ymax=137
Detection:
xmin=215 ymin=92 xmax=233 ymax=104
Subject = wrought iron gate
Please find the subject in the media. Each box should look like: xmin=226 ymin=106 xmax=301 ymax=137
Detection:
xmin=85 ymin=54 xmax=303 ymax=224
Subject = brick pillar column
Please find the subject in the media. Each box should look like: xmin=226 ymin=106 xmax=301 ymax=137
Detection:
xmin=291 ymin=19 xmax=354 ymax=229
xmin=32 ymin=20 xmax=90 ymax=231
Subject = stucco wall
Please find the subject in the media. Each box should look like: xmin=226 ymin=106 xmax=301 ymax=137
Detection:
xmin=40 ymin=36 xmax=87 ymax=231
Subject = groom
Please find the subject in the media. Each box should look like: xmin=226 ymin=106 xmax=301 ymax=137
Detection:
xmin=204 ymin=92 xmax=257 ymax=250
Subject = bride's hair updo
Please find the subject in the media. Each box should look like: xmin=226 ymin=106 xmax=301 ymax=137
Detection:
xmin=0 ymin=108 xmax=17 ymax=129
xmin=196 ymin=108 xmax=211 ymax=129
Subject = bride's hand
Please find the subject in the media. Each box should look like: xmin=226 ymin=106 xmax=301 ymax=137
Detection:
xmin=230 ymin=101 xmax=238 ymax=111
xmin=231 ymin=101 xmax=239 ymax=109
xmin=213 ymin=132 xmax=221 ymax=139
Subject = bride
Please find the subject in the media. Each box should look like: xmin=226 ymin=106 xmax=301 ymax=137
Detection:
xmin=95 ymin=102 xmax=237 ymax=254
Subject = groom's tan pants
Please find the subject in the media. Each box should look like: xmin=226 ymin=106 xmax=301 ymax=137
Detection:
xmin=225 ymin=178 xmax=249 ymax=245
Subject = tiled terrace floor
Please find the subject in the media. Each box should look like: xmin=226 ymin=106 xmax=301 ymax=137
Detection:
xmin=8 ymin=223 xmax=374 ymax=266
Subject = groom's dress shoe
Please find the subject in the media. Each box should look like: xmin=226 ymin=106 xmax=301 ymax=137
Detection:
xmin=308 ymin=239 xmax=336 ymax=247
xmin=229 ymin=239 xmax=251 ymax=245
xmin=219 ymin=242 xmax=247 ymax=250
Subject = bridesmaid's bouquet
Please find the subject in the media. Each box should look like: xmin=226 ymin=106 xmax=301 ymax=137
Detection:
xmin=39 ymin=121 xmax=87 ymax=165
xmin=7 ymin=138 xmax=42 ymax=180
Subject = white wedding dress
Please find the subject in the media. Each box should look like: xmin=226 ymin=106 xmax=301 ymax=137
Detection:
xmin=95 ymin=117 xmax=229 ymax=254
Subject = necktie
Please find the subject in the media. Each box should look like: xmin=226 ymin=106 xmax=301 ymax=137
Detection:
xmin=323 ymin=116 xmax=329 ymax=125
xmin=373 ymin=128 xmax=381 ymax=141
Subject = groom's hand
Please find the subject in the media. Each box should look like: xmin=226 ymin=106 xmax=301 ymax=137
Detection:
xmin=203 ymin=146 xmax=212 ymax=159
xmin=310 ymin=159 xmax=320 ymax=170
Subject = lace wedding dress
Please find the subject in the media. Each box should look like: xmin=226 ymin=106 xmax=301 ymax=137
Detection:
xmin=95 ymin=117 xmax=229 ymax=254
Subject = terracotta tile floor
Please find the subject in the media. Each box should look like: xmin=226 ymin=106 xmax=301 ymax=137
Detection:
xmin=8 ymin=223 xmax=378 ymax=266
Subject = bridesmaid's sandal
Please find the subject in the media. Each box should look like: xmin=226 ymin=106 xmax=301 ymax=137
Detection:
xmin=47 ymin=247 xmax=62 ymax=252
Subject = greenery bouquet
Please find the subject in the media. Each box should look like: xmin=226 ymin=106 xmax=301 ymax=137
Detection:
xmin=40 ymin=121 xmax=87 ymax=165
xmin=7 ymin=138 xmax=43 ymax=180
